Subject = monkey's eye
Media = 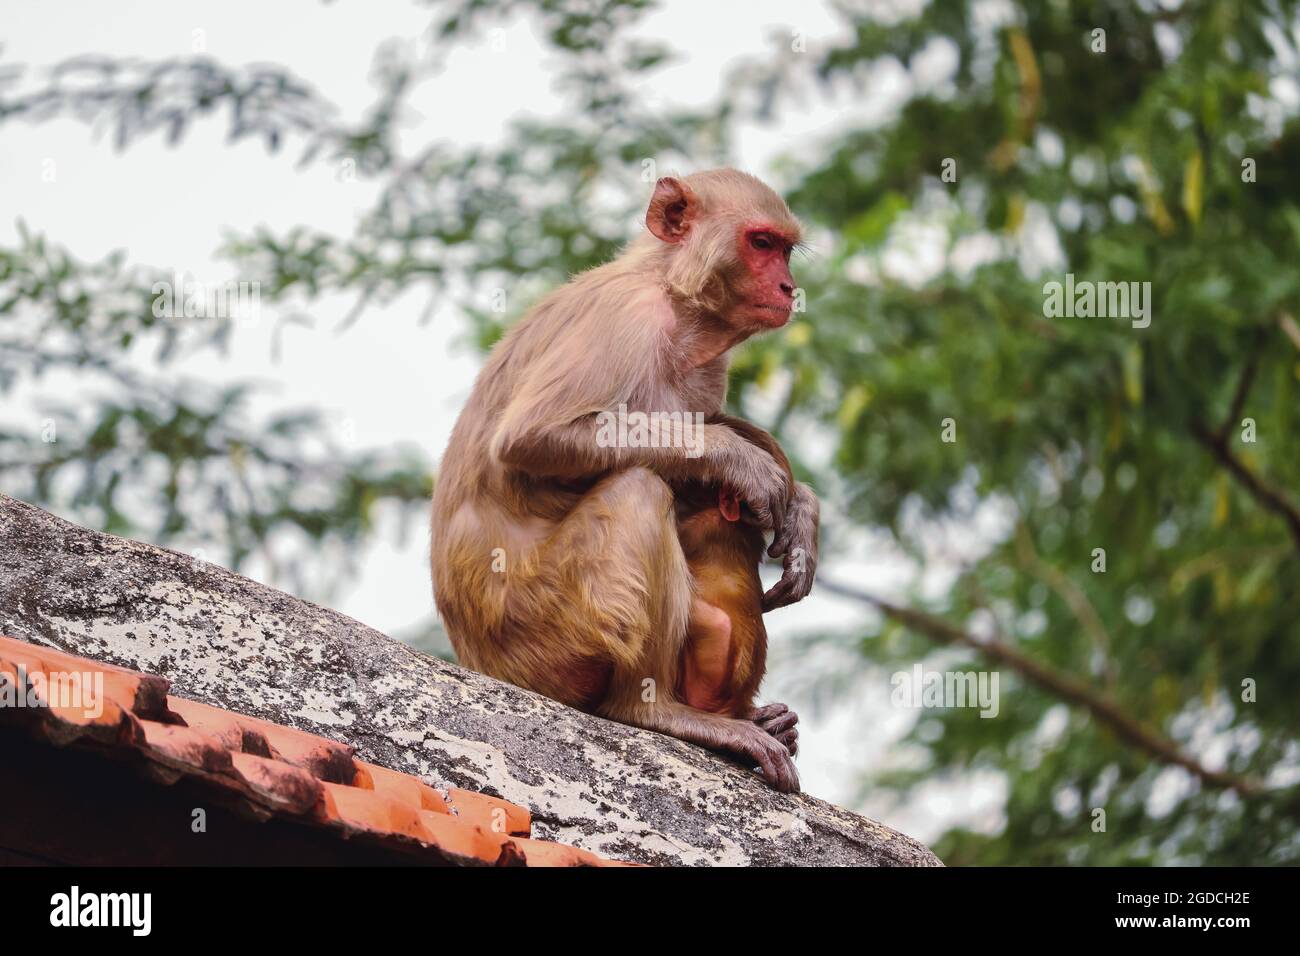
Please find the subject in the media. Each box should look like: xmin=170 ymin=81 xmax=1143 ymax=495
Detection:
xmin=749 ymin=233 xmax=774 ymax=251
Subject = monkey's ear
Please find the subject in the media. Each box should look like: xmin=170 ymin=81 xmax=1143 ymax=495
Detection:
xmin=646 ymin=177 xmax=697 ymax=243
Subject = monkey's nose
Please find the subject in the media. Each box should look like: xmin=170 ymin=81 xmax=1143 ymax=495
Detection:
xmin=779 ymin=282 xmax=795 ymax=298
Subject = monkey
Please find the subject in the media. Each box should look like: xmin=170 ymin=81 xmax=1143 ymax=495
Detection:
xmin=431 ymin=168 xmax=820 ymax=792
xmin=671 ymin=413 xmax=803 ymax=759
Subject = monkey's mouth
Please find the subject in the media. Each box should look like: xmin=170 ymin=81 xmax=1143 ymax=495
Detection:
xmin=752 ymin=303 xmax=793 ymax=324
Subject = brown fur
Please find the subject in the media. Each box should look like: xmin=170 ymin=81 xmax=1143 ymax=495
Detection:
xmin=430 ymin=169 xmax=815 ymax=791
xmin=673 ymin=415 xmax=793 ymax=717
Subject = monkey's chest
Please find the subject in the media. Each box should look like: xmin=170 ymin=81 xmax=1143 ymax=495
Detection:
xmin=672 ymin=372 xmax=728 ymax=415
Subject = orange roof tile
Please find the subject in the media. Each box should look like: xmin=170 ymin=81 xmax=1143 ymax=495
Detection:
xmin=0 ymin=635 xmax=635 ymax=866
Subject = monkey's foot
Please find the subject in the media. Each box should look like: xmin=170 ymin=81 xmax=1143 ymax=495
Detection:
xmin=748 ymin=702 xmax=799 ymax=757
xmin=724 ymin=720 xmax=800 ymax=793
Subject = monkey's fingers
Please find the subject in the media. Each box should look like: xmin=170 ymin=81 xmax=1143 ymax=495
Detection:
xmin=746 ymin=482 xmax=788 ymax=533
xmin=763 ymin=544 xmax=817 ymax=610
xmin=749 ymin=499 xmax=787 ymax=537
xmin=760 ymin=580 xmax=792 ymax=613
xmin=761 ymin=570 xmax=805 ymax=612
xmin=767 ymin=525 xmax=793 ymax=559
xmin=773 ymin=497 xmax=788 ymax=537
xmin=772 ymin=484 xmax=819 ymax=561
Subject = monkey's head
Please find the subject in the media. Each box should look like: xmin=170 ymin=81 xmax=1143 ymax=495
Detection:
xmin=645 ymin=169 xmax=802 ymax=330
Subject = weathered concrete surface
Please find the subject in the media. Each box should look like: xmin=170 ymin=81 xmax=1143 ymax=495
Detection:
xmin=0 ymin=493 xmax=940 ymax=866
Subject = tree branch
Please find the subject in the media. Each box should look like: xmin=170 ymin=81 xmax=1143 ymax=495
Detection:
xmin=1219 ymin=335 xmax=1263 ymax=444
xmin=819 ymin=578 xmax=1264 ymax=797
xmin=1191 ymin=326 xmax=1300 ymax=550
xmin=1191 ymin=421 xmax=1300 ymax=550
xmin=1014 ymin=523 xmax=1116 ymax=690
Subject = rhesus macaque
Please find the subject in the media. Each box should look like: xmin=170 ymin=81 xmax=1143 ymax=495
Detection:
xmin=431 ymin=169 xmax=819 ymax=791
xmin=672 ymin=414 xmax=799 ymax=750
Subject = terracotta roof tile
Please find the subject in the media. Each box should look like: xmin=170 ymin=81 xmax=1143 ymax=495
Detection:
xmin=508 ymin=836 xmax=622 ymax=868
xmin=229 ymin=751 xmax=324 ymax=816
xmin=446 ymin=785 xmax=533 ymax=837
xmin=0 ymin=635 xmax=636 ymax=866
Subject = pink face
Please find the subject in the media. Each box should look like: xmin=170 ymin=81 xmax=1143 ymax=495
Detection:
xmin=734 ymin=222 xmax=798 ymax=328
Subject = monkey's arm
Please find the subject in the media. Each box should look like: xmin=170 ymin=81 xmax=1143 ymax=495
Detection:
xmin=493 ymin=416 xmax=790 ymax=532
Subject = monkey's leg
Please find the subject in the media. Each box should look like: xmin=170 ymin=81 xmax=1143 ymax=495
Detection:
xmin=680 ymin=597 xmax=734 ymax=712
xmin=500 ymin=466 xmax=693 ymax=708
xmin=509 ymin=467 xmax=798 ymax=791
xmin=608 ymin=697 xmax=800 ymax=793
xmin=679 ymin=594 xmax=800 ymax=756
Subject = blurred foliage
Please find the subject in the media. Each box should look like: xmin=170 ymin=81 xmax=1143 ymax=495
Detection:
xmin=3 ymin=0 xmax=1300 ymax=864
xmin=0 ymin=223 xmax=431 ymax=596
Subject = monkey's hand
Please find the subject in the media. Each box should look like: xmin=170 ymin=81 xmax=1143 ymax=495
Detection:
xmin=762 ymin=481 xmax=819 ymax=612
xmin=710 ymin=430 xmax=789 ymax=533
xmin=748 ymin=702 xmax=799 ymax=756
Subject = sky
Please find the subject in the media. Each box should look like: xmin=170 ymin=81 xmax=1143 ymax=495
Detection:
xmin=0 ymin=0 xmax=1005 ymax=840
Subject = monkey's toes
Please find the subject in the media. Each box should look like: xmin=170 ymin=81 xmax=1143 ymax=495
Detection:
xmin=769 ymin=751 xmax=801 ymax=793
xmin=748 ymin=702 xmax=789 ymax=723
xmin=737 ymin=723 xmax=801 ymax=792
xmin=755 ymin=750 xmax=800 ymax=792
xmin=757 ymin=706 xmax=799 ymax=739
xmin=775 ymin=728 xmax=799 ymax=756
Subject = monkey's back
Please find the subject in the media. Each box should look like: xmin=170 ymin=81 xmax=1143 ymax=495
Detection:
xmin=430 ymin=258 xmax=684 ymax=696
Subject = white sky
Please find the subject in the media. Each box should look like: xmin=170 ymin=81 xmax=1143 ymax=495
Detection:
xmin=0 ymin=0 xmax=1006 ymax=841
